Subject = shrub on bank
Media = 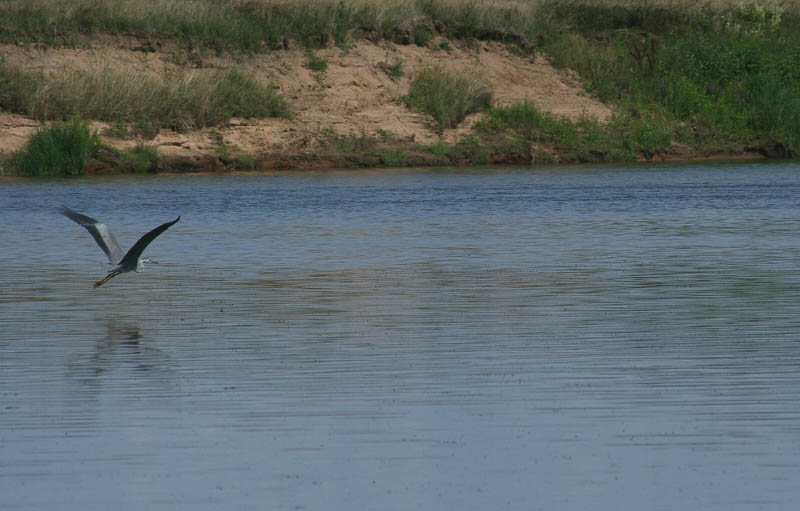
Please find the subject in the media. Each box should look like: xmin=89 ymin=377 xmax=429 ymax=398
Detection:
xmin=11 ymin=118 xmax=100 ymax=177
xmin=403 ymin=66 xmax=493 ymax=130
xmin=119 ymin=144 xmax=160 ymax=173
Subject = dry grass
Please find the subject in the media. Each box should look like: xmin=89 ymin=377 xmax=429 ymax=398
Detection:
xmin=0 ymin=60 xmax=292 ymax=131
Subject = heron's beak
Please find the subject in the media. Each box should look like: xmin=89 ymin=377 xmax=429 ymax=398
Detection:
xmin=148 ymin=259 xmax=160 ymax=265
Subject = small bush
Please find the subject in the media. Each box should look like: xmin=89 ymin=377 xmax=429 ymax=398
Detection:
xmin=414 ymin=25 xmax=433 ymax=47
xmin=748 ymin=75 xmax=800 ymax=153
xmin=381 ymin=149 xmax=408 ymax=167
xmin=12 ymin=118 xmax=100 ymax=177
xmin=232 ymin=154 xmax=256 ymax=171
xmin=720 ymin=3 xmax=785 ymax=37
xmin=0 ymin=153 xmax=11 ymax=176
xmin=119 ymin=143 xmax=159 ymax=173
xmin=383 ymin=59 xmax=404 ymax=80
xmin=403 ymin=66 xmax=493 ymax=130
xmin=451 ymin=135 xmax=491 ymax=164
xmin=305 ymin=52 xmax=328 ymax=73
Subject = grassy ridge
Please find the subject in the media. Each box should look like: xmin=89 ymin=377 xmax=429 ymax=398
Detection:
xmin=4 ymin=1 xmax=799 ymax=52
xmin=0 ymin=0 xmax=551 ymax=51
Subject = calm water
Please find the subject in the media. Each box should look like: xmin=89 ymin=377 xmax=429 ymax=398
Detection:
xmin=1 ymin=163 xmax=800 ymax=510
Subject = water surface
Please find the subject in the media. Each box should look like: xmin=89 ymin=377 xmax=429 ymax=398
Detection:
xmin=2 ymin=163 xmax=800 ymax=510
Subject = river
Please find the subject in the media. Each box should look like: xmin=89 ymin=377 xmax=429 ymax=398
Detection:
xmin=1 ymin=163 xmax=799 ymax=510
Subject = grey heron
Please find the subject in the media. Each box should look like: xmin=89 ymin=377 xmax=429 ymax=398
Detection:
xmin=60 ymin=206 xmax=180 ymax=288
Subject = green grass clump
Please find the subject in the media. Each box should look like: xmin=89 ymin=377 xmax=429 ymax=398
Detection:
xmin=119 ymin=144 xmax=159 ymax=173
xmin=11 ymin=118 xmax=100 ymax=177
xmin=380 ymin=149 xmax=408 ymax=167
xmin=403 ymin=66 xmax=493 ymax=130
xmin=383 ymin=59 xmax=404 ymax=80
xmin=305 ymin=52 xmax=329 ymax=73
xmin=414 ymin=25 xmax=434 ymax=47
xmin=0 ymin=61 xmax=291 ymax=131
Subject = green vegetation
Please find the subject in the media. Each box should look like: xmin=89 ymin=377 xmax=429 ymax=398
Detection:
xmin=305 ymin=52 xmax=329 ymax=74
xmin=403 ymin=66 xmax=493 ymax=130
xmin=382 ymin=59 xmax=405 ymax=80
xmin=381 ymin=149 xmax=409 ymax=167
xmin=11 ymin=118 xmax=100 ymax=177
xmin=473 ymin=103 xmax=682 ymax=163
xmin=540 ymin=0 xmax=800 ymax=156
xmin=0 ymin=60 xmax=291 ymax=133
xmin=118 ymin=143 xmax=160 ymax=173
xmin=414 ymin=24 xmax=434 ymax=47
xmin=231 ymin=154 xmax=257 ymax=171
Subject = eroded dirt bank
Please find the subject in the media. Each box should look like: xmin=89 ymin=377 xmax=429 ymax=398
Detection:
xmin=0 ymin=38 xmax=761 ymax=171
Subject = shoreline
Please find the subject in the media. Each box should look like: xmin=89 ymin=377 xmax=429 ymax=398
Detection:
xmin=2 ymin=39 xmax=620 ymax=174
xmin=2 ymin=1 xmax=798 ymax=175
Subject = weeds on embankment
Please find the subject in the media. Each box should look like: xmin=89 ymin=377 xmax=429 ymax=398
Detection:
xmin=0 ymin=61 xmax=291 ymax=134
xmin=473 ymin=102 xmax=681 ymax=163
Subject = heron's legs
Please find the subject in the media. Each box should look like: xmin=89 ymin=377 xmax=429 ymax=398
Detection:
xmin=94 ymin=270 xmax=122 ymax=288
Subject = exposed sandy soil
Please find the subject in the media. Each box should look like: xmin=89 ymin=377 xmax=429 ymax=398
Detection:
xmin=1 ymin=37 xmax=757 ymax=170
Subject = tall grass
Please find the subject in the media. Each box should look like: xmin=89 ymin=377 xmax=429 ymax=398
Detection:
xmin=11 ymin=118 xmax=100 ymax=177
xmin=0 ymin=60 xmax=291 ymax=131
xmin=403 ymin=66 xmax=493 ymax=130
xmin=3 ymin=0 xmax=800 ymax=52
xmin=0 ymin=0 xmax=550 ymax=51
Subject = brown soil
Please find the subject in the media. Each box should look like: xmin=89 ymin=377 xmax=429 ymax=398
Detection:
xmin=0 ymin=38 xmax=760 ymax=170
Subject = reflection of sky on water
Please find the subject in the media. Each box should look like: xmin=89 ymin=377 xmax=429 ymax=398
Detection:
xmin=1 ymin=163 xmax=800 ymax=510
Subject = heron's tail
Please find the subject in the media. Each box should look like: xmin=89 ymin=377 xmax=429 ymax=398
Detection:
xmin=94 ymin=270 xmax=121 ymax=288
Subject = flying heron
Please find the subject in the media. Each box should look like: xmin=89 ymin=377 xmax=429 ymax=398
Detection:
xmin=60 ymin=206 xmax=180 ymax=288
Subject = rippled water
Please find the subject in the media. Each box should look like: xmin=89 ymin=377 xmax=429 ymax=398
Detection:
xmin=2 ymin=163 xmax=800 ymax=510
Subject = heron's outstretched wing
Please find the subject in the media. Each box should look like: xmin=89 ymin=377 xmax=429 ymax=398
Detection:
xmin=59 ymin=206 xmax=125 ymax=264
xmin=118 ymin=216 xmax=181 ymax=270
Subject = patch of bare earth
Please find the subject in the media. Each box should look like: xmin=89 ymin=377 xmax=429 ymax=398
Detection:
xmin=0 ymin=39 xmax=613 ymax=170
